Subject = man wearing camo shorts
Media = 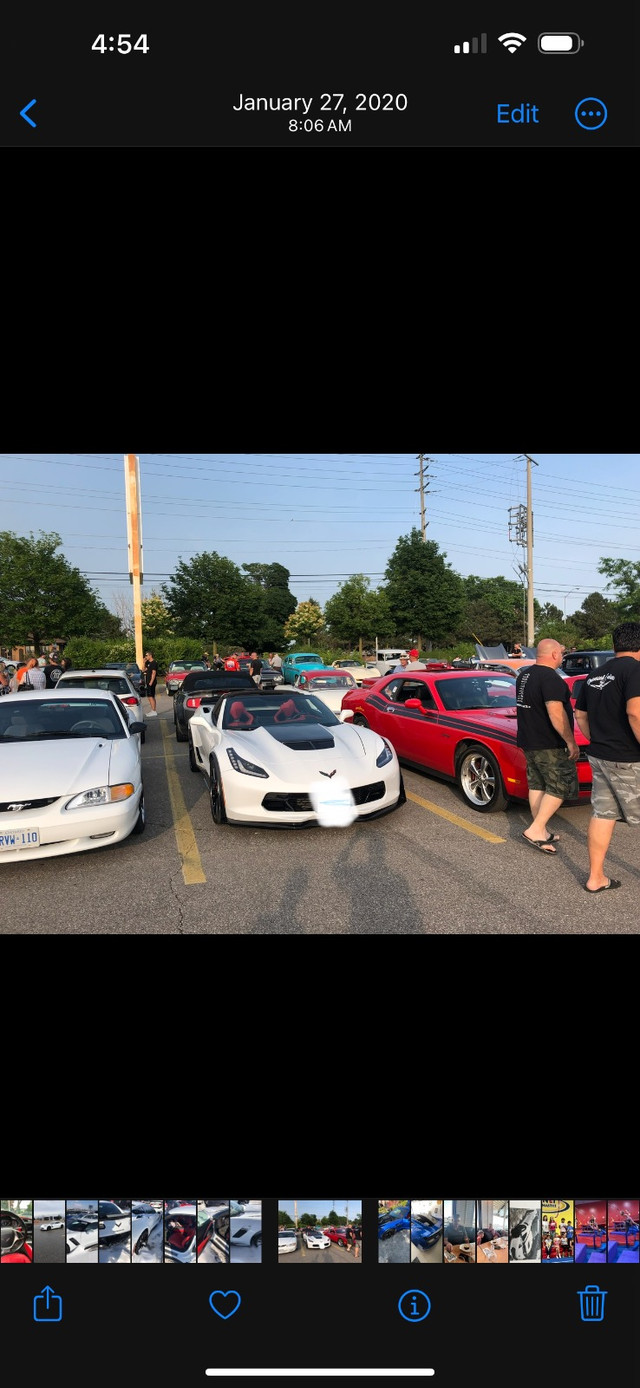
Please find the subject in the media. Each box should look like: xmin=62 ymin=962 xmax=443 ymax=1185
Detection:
xmin=574 ymin=622 xmax=640 ymax=893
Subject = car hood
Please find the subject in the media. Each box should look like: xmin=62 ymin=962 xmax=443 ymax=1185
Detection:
xmin=225 ymin=722 xmax=379 ymax=770
xmin=1 ymin=739 xmax=114 ymax=798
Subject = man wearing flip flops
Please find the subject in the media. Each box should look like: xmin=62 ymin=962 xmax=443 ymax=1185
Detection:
xmin=515 ymin=639 xmax=579 ymax=856
xmin=574 ymin=621 xmax=640 ymax=894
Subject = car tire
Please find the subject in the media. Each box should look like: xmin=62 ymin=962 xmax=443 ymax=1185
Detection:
xmin=175 ymin=717 xmax=188 ymax=743
xmin=141 ymin=732 xmax=146 ymax=744
xmin=456 ymin=744 xmax=508 ymax=813
xmin=353 ymin=715 xmax=370 ymax=728
xmin=134 ymin=1230 xmax=149 ymax=1256
xmin=250 ymin=1233 xmax=262 ymax=1248
xmin=188 ymin=735 xmax=199 ymax=773
xmin=397 ymin=773 xmax=407 ymax=806
xmin=132 ymin=791 xmax=146 ymax=834
xmin=209 ymin=757 xmax=227 ymax=825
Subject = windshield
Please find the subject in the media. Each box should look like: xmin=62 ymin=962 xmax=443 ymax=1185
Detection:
xmin=308 ymin=675 xmax=355 ymax=689
xmin=435 ymin=676 xmax=516 ymax=711
xmin=221 ymin=693 xmax=339 ymax=730
xmin=59 ymin=676 xmax=131 ymax=694
xmin=0 ymin=698 xmax=127 ymax=740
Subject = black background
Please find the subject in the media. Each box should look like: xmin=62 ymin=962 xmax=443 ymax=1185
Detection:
xmin=2 ymin=0 xmax=637 ymax=146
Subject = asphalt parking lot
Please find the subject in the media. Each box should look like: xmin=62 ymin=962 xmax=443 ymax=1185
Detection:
xmin=2 ymin=693 xmax=639 ymax=934
xmin=279 ymin=1236 xmax=361 ymax=1263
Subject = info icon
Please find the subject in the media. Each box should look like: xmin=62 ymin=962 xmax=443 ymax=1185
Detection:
xmin=398 ymin=1289 xmax=431 ymax=1322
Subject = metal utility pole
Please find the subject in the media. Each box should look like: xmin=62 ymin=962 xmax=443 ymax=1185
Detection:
xmin=414 ymin=454 xmax=431 ymax=541
xmin=124 ymin=454 xmax=144 ymax=672
xmin=294 ymin=1199 xmax=298 ymax=1229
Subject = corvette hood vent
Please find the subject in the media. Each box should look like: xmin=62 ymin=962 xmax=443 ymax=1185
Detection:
xmin=266 ymin=725 xmax=336 ymax=751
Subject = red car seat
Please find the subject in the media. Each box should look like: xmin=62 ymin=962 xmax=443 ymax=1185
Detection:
xmin=228 ymin=701 xmax=254 ymax=728
xmin=274 ymin=699 xmax=305 ymax=723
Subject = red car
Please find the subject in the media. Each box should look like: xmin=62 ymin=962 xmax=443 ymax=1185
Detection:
xmin=164 ymin=660 xmax=207 ymax=696
xmin=340 ymin=669 xmax=592 ymax=813
xmin=325 ymin=1226 xmax=350 ymax=1247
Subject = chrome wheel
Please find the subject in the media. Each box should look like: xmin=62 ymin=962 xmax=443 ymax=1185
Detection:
xmin=457 ymin=746 xmax=507 ymax=812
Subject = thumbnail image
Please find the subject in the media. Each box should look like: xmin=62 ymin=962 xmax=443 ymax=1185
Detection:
xmin=378 ymin=1199 xmax=411 ymax=1263
xmin=575 ymin=1199 xmax=607 ymax=1266
xmin=542 ymin=1201 xmax=574 ymax=1261
xmin=33 ymin=1200 xmax=66 ymax=1263
xmin=98 ymin=1200 xmax=131 ymax=1263
xmin=443 ymin=1200 xmax=476 ymax=1263
xmin=131 ymin=1200 xmax=164 ymax=1261
xmin=197 ymin=1201 xmax=230 ymax=1264
xmin=164 ymin=1200 xmax=199 ymax=1263
xmin=476 ymin=1200 xmax=508 ymax=1263
xmin=410 ymin=1200 xmax=443 ymax=1264
xmin=607 ymin=1199 xmax=639 ymax=1264
xmin=66 ymin=1200 xmax=99 ymax=1262
xmin=230 ymin=1199 xmax=262 ymax=1263
xmin=1 ymin=1199 xmax=33 ymax=1263
xmin=509 ymin=1201 xmax=541 ymax=1262
xmin=278 ymin=1201 xmax=362 ymax=1263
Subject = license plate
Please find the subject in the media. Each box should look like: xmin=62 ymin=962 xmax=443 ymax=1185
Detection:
xmin=0 ymin=828 xmax=41 ymax=850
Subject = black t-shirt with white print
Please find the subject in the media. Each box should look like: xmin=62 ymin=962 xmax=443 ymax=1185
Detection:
xmin=575 ymin=656 xmax=640 ymax=761
xmin=515 ymin=664 xmax=573 ymax=751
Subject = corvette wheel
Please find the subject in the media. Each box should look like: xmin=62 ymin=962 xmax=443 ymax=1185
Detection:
xmin=134 ymin=1230 xmax=149 ymax=1256
xmin=251 ymin=1233 xmax=262 ymax=1248
xmin=397 ymin=773 xmax=407 ymax=806
xmin=210 ymin=757 xmax=227 ymax=825
xmin=188 ymin=735 xmax=199 ymax=773
xmin=175 ymin=716 xmax=188 ymax=743
xmin=457 ymin=745 xmax=507 ymax=812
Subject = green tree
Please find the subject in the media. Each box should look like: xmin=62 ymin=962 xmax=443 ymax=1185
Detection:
xmin=298 ymin=1212 xmax=317 ymax=1227
xmin=278 ymin=1210 xmax=294 ymax=1228
xmin=598 ymin=558 xmax=640 ymax=620
xmin=163 ymin=551 xmax=260 ymax=647
xmin=141 ymin=590 xmax=174 ymax=645
xmin=572 ymin=590 xmax=620 ymax=639
xmin=535 ymin=619 xmax=581 ymax=647
xmin=460 ymin=575 xmax=536 ymax=648
xmin=539 ymin=602 xmax=563 ymax=624
xmin=384 ymin=531 xmax=464 ymax=647
xmin=284 ymin=599 xmax=325 ymax=646
xmin=324 ymin=575 xmax=394 ymax=656
xmin=242 ymin=562 xmax=297 ymax=647
xmin=0 ymin=530 xmax=118 ymax=651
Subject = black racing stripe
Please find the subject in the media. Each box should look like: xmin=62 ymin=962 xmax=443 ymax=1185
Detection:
xmin=435 ymin=714 xmax=518 ymax=746
xmin=359 ymin=695 xmax=519 ymax=746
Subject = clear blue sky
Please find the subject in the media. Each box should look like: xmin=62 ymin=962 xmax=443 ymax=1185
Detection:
xmin=280 ymin=1199 xmax=361 ymax=1220
xmin=2 ymin=453 xmax=638 ymax=621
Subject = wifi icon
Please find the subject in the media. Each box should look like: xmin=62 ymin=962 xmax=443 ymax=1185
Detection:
xmin=498 ymin=32 xmax=527 ymax=52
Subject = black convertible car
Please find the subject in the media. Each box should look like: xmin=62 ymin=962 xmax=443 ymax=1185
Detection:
xmin=173 ymin=670 xmax=255 ymax=741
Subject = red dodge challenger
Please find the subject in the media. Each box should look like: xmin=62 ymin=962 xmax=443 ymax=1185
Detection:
xmin=340 ymin=670 xmax=592 ymax=813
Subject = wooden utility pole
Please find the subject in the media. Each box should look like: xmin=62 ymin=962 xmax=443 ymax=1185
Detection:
xmin=415 ymin=454 xmax=430 ymax=540
xmin=124 ymin=454 xmax=144 ymax=671
xmin=524 ymin=453 xmax=537 ymax=646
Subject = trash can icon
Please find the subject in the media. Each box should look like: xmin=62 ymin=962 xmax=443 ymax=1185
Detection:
xmin=577 ymin=1286 xmax=607 ymax=1322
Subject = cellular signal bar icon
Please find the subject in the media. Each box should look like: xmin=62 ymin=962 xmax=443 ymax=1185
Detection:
xmin=454 ymin=34 xmax=487 ymax=53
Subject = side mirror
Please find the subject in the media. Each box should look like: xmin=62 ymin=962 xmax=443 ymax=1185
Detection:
xmin=404 ymin=698 xmax=428 ymax=712
xmin=129 ymin=721 xmax=146 ymax=734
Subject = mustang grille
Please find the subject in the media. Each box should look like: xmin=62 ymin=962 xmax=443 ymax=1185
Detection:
xmin=0 ymin=797 xmax=59 ymax=812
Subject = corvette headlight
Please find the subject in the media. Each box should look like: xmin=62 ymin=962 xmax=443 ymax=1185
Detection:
xmin=376 ymin=739 xmax=394 ymax=767
xmin=65 ymin=783 xmax=135 ymax=809
xmin=226 ymin=748 xmax=269 ymax=778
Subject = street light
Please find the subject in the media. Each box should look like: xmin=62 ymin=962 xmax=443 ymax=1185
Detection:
xmin=564 ymin=588 xmax=580 ymax=618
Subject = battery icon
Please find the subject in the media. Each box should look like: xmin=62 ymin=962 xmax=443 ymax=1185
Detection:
xmin=538 ymin=33 xmax=583 ymax=52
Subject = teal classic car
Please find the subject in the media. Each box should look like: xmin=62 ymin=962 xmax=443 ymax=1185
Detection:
xmin=282 ymin=652 xmax=326 ymax=684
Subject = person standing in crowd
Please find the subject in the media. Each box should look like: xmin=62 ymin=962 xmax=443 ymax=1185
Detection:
xmin=17 ymin=656 xmax=46 ymax=690
xmin=409 ymin=647 xmax=419 ymax=661
xmin=60 ymin=656 xmax=72 ymax=673
xmin=270 ymin=651 xmax=282 ymax=674
xmin=144 ymin=650 xmax=159 ymax=716
xmin=250 ymin=651 xmax=262 ymax=684
xmin=515 ymin=639 xmax=579 ymax=853
xmin=574 ymin=621 xmax=640 ymax=893
xmin=393 ymin=654 xmax=411 ymax=673
xmin=202 ymin=652 xmax=211 ymax=669
xmin=44 ymin=652 xmax=62 ymax=687
xmin=213 ymin=653 xmax=224 ymax=670
xmin=0 ymin=661 xmax=10 ymax=694
xmin=224 ymin=651 xmax=239 ymax=672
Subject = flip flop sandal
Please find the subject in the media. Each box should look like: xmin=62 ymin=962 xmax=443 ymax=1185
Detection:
xmin=545 ymin=833 xmax=560 ymax=843
xmin=522 ymin=833 xmax=557 ymax=854
xmin=584 ymin=878 xmax=622 ymax=893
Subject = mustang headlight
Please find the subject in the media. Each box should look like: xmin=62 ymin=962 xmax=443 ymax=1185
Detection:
xmin=376 ymin=739 xmax=394 ymax=767
xmin=65 ymin=783 xmax=135 ymax=809
xmin=226 ymin=748 xmax=269 ymax=778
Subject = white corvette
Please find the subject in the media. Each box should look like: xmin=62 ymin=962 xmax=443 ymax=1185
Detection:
xmin=0 ymin=690 xmax=145 ymax=863
xmin=187 ymin=688 xmax=405 ymax=827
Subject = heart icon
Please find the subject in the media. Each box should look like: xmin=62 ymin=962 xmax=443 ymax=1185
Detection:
xmin=209 ymin=1290 xmax=242 ymax=1319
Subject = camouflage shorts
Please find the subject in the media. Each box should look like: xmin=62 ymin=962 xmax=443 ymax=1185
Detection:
xmin=588 ymin=756 xmax=640 ymax=825
xmin=524 ymin=747 xmax=579 ymax=800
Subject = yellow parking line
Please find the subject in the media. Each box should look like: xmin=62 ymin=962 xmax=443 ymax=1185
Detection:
xmin=160 ymin=720 xmax=206 ymax=884
xmin=406 ymin=791 xmax=505 ymax=843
